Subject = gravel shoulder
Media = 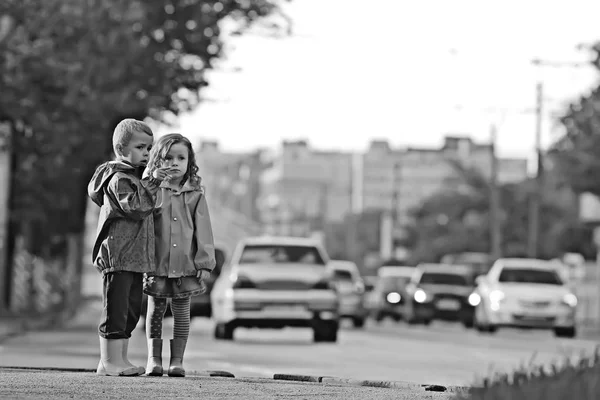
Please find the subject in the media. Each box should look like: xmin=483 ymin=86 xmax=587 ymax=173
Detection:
xmin=0 ymin=368 xmax=454 ymax=400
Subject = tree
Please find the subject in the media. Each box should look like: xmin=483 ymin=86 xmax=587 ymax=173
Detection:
xmin=551 ymin=42 xmax=600 ymax=196
xmin=0 ymin=0 xmax=289 ymax=310
xmin=406 ymin=162 xmax=575 ymax=263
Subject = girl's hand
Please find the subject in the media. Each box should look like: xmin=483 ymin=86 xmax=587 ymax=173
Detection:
xmin=196 ymin=269 xmax=211 ymax=281
xmin=152 ymin=167 xmax=172 ymax=181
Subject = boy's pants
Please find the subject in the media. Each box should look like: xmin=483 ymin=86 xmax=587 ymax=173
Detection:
xmin=98 ymin=271 xmax=143 ymax=339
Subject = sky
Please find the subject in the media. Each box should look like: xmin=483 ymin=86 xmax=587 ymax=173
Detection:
xmin=157 ymin=0 xmax=600 ymax=161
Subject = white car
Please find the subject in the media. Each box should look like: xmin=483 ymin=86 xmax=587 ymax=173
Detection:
xmin=473 ymin=258 xmax=577 ymax=338
xmin=210 ymin=236 xmax=339 ymax=342
xmin=329 ymin=260 xmax=367 ymax=328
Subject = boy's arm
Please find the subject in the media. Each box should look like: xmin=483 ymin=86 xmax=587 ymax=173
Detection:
xmin=106 ymin=174 xmax=161 ymax=221
xmin=193 ymin=192 xmax=216 ymax=273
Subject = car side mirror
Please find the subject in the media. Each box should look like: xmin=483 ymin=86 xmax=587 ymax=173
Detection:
xmin=475 ymin=275 xmax=486 ymax=285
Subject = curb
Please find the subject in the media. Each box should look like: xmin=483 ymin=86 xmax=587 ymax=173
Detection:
xmin=0 ymin=367 xmax=475 ymax=393
xmin=272 ymin=373 xmax=472 ymax=393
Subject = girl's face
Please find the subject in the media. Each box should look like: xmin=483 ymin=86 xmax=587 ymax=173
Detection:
xmin=162 ymin=142 xmax=189 ymax=182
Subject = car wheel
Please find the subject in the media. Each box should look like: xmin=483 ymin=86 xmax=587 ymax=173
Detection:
xmin=463 ymin=318 xmax=475 ymax=329
xmin=214 ymin=323 xmax=234 ymax=340
xmin=476 ymin=323 xmax=497 ymax=334
xmin=352 ymin=317 xmax=365 ymax=329
xmin=554 ymin=326 xmax=576 ymax=339
xmin=421 ymin=318 xmax=432 ymax=326
xmin=313 ymin=321 xmax=338 ymax=343
xmin=373 ymin=311 xmax=384 ymax=323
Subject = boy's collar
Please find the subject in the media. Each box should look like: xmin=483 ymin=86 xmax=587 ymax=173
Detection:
xmin=115 ymin=159 xmax=136 ymax=168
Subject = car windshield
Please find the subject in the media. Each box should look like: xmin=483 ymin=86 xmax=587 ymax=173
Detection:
xmin=379 ymin=276 xmax=411 ymax=291
xmin=498 ymin=268 xmax=563 ymax=285
xmin=332 ymin=269 xmax=353 ymax=282
xmin=238 ymin=245 xmax=326 ymax=265
xmin=419 ymin=272 xmax=470 ymax=286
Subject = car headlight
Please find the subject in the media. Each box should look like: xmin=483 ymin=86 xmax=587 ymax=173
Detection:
xmin=386 ymin=292 xmax=401 ymax=304
xmin=489 ymin=290 xmax=505 ymax=303
xmin=562 ymin=293 xmax=578 ymax=308
xmin=414 ymin=289 xmax=427 ymax=303
xmin=468 ymin=292 xmax=481 ymax=306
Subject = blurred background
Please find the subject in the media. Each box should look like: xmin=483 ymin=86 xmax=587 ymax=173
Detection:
xmin=3 ymin=0 xmax=600 ymax=385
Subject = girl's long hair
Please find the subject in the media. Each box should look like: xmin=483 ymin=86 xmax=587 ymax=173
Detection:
xmin=147 ymin=133 xmax=201 ymax=186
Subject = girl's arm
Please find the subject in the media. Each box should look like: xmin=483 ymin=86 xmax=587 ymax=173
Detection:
xmin=194 ymin=193 xmax=216 ymax=272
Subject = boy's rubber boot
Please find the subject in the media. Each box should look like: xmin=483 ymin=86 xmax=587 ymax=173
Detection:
xmin=167 ymin=338 xmax=187 ymax=377
xmin=122 ymin=339 xmax=146 ymax=375
xmin=145 ymin=339 xmax=164 ymax=376
xmin=96 ymin=338 xmax=140 ymax=376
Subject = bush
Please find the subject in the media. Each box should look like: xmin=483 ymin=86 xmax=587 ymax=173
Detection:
xmin=454 ymin=348 xmax=600 ymax=400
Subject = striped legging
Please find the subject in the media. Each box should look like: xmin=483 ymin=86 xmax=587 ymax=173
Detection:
xmin=146 ymin=296 xmax=190 ymax=339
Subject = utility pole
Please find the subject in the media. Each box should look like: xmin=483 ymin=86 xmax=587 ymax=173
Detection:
xmin=527 ymin=82 xmax=544 ymax=258
xmin=0 ymin=14 xmax=17 ymax=315
xmin=489 ymin=124 xmax=502 ymax=260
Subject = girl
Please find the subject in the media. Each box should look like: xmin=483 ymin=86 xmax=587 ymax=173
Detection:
xmin=143 ymin=133 xmax=216 ymax=377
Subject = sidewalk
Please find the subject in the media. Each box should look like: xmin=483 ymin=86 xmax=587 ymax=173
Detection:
xmin=0 ymin=367 xmax=456 ymax=400
xmin=0 ymin=305 xmax=77 ymax=344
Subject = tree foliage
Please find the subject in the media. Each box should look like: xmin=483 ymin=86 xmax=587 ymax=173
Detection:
xmin=406 ymin=162 xmax=589 ymax=263
xmin=551 ymin=42 xmax=600 ymax=196
xmin=0 ymin=0 xmax=286 ymax=254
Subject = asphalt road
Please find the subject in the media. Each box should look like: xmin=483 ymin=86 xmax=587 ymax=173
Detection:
xmin=1 ymin=299 xmax=598 ymax=388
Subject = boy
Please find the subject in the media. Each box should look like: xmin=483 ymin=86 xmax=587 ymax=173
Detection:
xmin=88 ymin=119 xmax=172 ymax=376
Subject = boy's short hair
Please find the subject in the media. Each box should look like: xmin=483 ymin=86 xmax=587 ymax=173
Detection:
xmin=112 ymin=119 xmax=154 ymax=153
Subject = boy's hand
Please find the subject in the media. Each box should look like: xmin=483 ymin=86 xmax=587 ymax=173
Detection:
xmin=196 ymin=269 xmax=211 ymax=281
xmin=152 ymin=167 xmax=172 ymax=181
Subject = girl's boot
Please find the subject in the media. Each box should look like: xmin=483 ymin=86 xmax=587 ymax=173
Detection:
xmin=122 ymin=339 xmax=146 ymax=375
xmin=96 ymin=338 xmax=140 ymax=376
xmin=146 ymin=339 xmax=164 ymax=376
xmin=167 ymin=338 xmax=187 ymax=377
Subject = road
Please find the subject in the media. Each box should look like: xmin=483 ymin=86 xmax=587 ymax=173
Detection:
xmin=1 ymin=299 xmax=598 ymax=387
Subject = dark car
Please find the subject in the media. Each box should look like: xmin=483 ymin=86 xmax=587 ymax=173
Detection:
xmin=141 ymin=248 xmax=226 ymax=321
xmin=370 ymin=266 xmax=415 ymax=323
xmin=403 ymin=263 xmax=479 ymax=327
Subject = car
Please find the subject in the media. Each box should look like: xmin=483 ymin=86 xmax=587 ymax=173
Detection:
xmin=472 ymin=258 xmax=577 ymax=338
xmin=402 ymin=263 xmax=479 ymax=327
xmin=362 ymin=275 xmax=379 ymax=314
xmin=371 ymin=265 xmax=415 ymax=323
xmin=329 ymin=260 xmax=368 ymax=328
xmin=140 ymin=248 xmax=226 ymax=323
xmin=210 ymin=236 xmax=340 ymax=342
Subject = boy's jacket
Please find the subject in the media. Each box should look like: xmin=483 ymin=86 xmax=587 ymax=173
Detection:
xmin=88 ymin=160 xmax=159 ymax=274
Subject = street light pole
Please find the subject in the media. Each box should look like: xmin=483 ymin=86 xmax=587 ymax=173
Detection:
xmin=527 ymin=82 xmax=544 ymax=258
xmin=489 ymin=124 xmax=502 ymax=260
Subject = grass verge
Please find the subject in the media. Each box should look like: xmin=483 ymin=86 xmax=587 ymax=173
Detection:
xmin=453 ymin=347 xmax=600 ymax=400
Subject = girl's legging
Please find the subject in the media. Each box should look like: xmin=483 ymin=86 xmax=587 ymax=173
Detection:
xmin=146 ymin=296 xmax=190 ymax=339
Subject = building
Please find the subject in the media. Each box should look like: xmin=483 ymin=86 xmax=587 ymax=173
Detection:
xmin=258 ymin=140 xmax=354 ymax=236
xmin=195 ymin=140 xmax=267 ymax=224
xmin=359 ymin=135 xmax=530 ymax=224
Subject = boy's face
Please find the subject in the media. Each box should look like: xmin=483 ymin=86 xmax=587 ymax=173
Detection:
xmin=117 ymin=130 xmax=153 ymax=167
xmin=162 ymin=142 xmax=189 ymax=181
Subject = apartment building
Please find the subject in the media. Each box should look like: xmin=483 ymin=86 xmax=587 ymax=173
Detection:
xmin=195 ymin=140 xmax=266 ymax=223
xmin=360 ymin=135 xmax=529 ymax=223
xmin=258 ymin=140 xmax=354 ymax=235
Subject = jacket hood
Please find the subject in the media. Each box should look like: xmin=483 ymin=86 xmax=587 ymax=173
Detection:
xmin=88 ymin=160 xmax=138 ymax=206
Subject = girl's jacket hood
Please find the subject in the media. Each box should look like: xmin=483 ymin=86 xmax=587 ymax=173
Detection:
xmin=88 ymin=161 xmax=140 ymax=207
